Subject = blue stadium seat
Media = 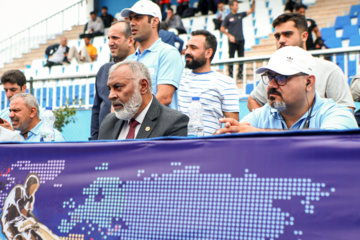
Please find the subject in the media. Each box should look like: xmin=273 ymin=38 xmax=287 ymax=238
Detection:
xmin=334 ymin=15 xmax=351 ymax=29
xmin=56 ymin=87 xmax=61 ymax=107
xmin=350 ymin=4 xmax=360 ymax=18
xmin=349 ymin=35 xmax=360 ymax=46
xmin=42 ymin=88 xmax=47 ymax=108
xmin=321 ymin=27 xmax=336 ymax=40
xmin=325 ymin=37 xmax=342 ymax=48
xmin=341 ymin=25 xmax=359 ymax=40
xmin=89 ymin=83 xmax=95 ymax=105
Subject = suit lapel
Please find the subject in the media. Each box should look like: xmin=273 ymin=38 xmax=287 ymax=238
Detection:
xmin=112 ymin=119 xmax=125 ymax=139
xmin=136 ymin=97 xmax=160 ymax=139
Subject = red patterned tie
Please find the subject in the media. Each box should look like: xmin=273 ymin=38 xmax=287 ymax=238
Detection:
xmin=126 ymin=119 xmax=139 ymax=139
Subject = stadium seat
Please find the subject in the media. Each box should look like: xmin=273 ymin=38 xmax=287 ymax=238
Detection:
xmin=334 ymin=15 xmax=351 ymax=29
xmin=349 ymin=35 xmax=360 ymax=46
xmin=36 ymin=68 xmax=50 ymax=79
xmin=31 ymin=59 xmax=46 ymax=69
xmin=50 ymin=66 xmax=64 ymax=77
xmin=325 ymin=37 xmax=343 ymax=48
xmin=350 ymin=4 xmax=360 ymax=18
xmin=341 ymin=25 xmax=360 ymax=40
xmin=321 ymin=27 xmax=336 ymax=40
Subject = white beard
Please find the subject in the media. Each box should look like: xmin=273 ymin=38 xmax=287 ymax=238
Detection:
xmin=270 ymin=100 xmax=286 ymax=112
xmin=114 ymin=88 xmax=143 ymax=120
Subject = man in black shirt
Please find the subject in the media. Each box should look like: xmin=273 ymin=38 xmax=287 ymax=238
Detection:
xmin=220 ymin=0 xmax=255 ymax=80
xmin=100 ymin=6 xmax=114 ymax=28
xmin=294 ymin=3 xmax=323 ymax=50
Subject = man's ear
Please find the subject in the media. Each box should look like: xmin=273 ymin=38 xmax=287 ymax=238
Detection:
xmin=138 ymin=79 xmax=150 ymax=94
xmin=305 ymin=75 xmax=315 ymax=92
xmin=152 ymin=17 xmax=160 ymax=29
xmin=301 ymin=31 xmax=308 ymax=43
xmin=21 ymin=85 xmax=27 ymax=93
xmin=128 ymin=36 xmax=135 ymax=47
xmin=205 ymin=48 xmax=213 ymax=60
xmin=29 ymin=106 xmax=37 ymax=118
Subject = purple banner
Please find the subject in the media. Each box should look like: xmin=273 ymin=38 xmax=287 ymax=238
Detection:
xmin=1 ymin=132 xmax=360 ymax=239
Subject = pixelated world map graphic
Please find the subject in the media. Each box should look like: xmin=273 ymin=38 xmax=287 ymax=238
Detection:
xmin=0 ymin=160 xmax=334 ymax=239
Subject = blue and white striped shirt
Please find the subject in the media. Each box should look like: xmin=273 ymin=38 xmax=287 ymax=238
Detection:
xmin=178 ymin=70 xmax=239 ymax=135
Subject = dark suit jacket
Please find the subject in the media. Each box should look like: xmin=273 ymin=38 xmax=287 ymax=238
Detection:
xmin=98 ymin=97 xmax=189 ymax=140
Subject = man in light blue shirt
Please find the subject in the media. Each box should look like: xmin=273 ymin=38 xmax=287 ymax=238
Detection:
xmin=121 ymin=0 xmax=183 ymax=110
xmin=216 ymin=46 xmax=358 ymax=134
xmin=9 ymin=93 xmax=65 ymax=142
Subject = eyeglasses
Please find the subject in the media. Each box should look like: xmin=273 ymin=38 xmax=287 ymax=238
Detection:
xmin=261 ymin=72 xmax=308 ymax=86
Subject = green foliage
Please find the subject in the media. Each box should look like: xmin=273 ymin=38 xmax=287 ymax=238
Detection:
xmin=53 ymin=99 xmax=82 ymax=132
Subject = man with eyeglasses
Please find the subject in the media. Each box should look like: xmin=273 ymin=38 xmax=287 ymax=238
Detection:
xmin=216 ymin=46 xmax=357 ymax=134
xmin=247 ymin=13 xmax=355 ymax=112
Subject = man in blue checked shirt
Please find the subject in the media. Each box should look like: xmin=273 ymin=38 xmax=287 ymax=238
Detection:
xmin=178 ymin=30 xmax=239 ymax=136
xmin=121 ymin=0 xmax=183 ymax=110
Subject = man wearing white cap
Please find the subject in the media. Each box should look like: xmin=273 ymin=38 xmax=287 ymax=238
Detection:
xmin=120 ymin=0 xmax=183 ymax=110
xmin=216 ymin=46 xmax=357 ymax=134
xmin=247 ymin=13 xmax=355 ymax=112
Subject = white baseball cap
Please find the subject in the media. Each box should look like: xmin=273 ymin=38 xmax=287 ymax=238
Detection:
xmin=121 ymin=0 xmax=162 ymax=21
xmin=256 ymin=46 xmax=316 ymax=76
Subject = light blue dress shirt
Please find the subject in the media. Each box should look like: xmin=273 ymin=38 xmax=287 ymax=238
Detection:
xmin=19 ymin=121 xmax=65 ymax=142
xmin=126 ymin=38 xmax=184 ymax=110
xmin=242 ymin=93 xmax=358 ymax=130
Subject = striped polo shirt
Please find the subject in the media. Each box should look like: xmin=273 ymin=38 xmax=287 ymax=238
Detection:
xmin=178 ymin=70 xmax=239 ymax=136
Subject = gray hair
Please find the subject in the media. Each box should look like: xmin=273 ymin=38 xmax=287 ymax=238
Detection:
xmin=108 ymin=60 xmax=152 ymax=93
xmin=111 ymin=20 xmax=132 ymax=39
xmin=10 ymin=93 xmax=40 ymax=118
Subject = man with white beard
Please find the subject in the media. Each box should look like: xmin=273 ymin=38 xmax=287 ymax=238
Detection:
xmin=98 ymin=61 xmax=189 ymax=140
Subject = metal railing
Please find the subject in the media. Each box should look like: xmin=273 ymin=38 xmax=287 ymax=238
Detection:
xmin=0 ymin=0 xmax=87 ymax=67
xmin=211 ymin=46 xmax=360 ymax=97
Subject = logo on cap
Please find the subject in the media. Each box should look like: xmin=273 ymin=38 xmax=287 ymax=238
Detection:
xmin=286 ymin=56 xmax=293 ymax=63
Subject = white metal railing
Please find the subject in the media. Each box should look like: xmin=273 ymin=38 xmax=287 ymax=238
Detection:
xmin=211 ymin=46 xmax=360 ymax=98
xmin=0 ymin=0 xmax=87 ymax=67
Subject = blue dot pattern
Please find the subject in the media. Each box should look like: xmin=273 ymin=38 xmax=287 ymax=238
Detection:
xmin=58 ymin=164 xmax=335 ymax=239
xmin=0 ymin=160 xmax=65 ymax=207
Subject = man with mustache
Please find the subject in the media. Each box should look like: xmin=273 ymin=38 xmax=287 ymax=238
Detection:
xmin=9 ymin=93 xmax=65 ymax=142
xmin=120 ymin=0 xmax=183 ymax=111
xmin=215 ymin=46 xmax=357 ymax=133
xmin=178 ymin=30 xmax=239 ymax=136
xmin=90 ymin=20 xmax=136 ymax=140
xmin=98 ymin=61 xmax=189 ymax=140
xmin=247 ymin=13 xmax=355 ymax=112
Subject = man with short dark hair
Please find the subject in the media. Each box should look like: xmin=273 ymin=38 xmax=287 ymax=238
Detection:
xmin=80 ymin=11 xmax=104 ymax=38
xmin=216 ymin=46 xmax=357 ymax=134
xmin=100 ymin=6 xmax=114 ymax=28
xmin=178 ymin=30 xmax=239 ymax=136
xmin=221 ymin=0 xmax=255 ymax=80
xmin=0 ymin=69 xmax=27 ymax=129
xmin=98 ymin=61 xmax=189 ymax=140
xmin=121 ymin=0 xmax=183 ymax=110
xmin=247 ymin=13 xmax=355 ymax=111
xmin=90 ymin=21 xmax=136 ymax=140
xmin=165 ymin=7 xmax=186 ymax=34
xmin=9 ymin=93 xmax=65 ymax=142
xmin=293 ymin=3 xmax=323 ymax=50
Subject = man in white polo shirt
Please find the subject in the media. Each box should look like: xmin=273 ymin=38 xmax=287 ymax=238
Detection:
xmin=178 ymin=30 xmax=239 ymax=136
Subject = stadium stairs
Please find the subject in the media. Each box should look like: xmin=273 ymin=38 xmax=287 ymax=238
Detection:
xmin=0 ymin=25 xmax=84 ymax=77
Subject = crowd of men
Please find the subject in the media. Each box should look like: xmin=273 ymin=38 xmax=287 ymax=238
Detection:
xmin=0 ymin=0 xmax=358 ymax=142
